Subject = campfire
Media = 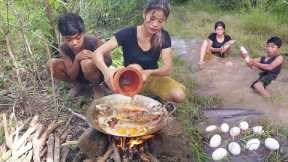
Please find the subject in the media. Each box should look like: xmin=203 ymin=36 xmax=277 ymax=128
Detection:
xmin=86 ymin=94 xmax=174 ymax=162
xmin=97 ymin=134 xmax=159 ymax=162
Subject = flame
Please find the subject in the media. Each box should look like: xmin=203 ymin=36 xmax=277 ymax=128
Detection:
xmin=128 ymin=135 xmax=154 ymax=149
xmin=128 ymin=139 xmax=144 ymax=148
xmin=115 ymin=135 xmax=155 ymax=150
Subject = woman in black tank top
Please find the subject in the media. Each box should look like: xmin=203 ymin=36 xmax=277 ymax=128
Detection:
xmin=198 ymin=21 xmax=236 ymax=69
xmin=93 ymin=0 xmax=186 ymax=103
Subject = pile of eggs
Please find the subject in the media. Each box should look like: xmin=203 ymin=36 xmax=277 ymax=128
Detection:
xmin=205 ymin=121 xmax=280 ymax=161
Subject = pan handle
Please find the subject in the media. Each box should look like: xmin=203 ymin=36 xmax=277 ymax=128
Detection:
xmin=163 ymin=102 xmax=177 ymax=116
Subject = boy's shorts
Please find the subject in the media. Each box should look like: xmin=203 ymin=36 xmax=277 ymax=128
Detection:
xmin=251 ymin=72 xmax=275 ymax=89
xmin=143 ymin=76 xmax=185 ymax=101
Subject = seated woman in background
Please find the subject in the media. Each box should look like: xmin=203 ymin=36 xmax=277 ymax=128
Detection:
xmin=198 ymin=21 xmax=235 ymax=68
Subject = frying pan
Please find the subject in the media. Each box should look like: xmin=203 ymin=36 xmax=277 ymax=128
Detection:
xmin=87 ymin=94 xmax=175 ymax=137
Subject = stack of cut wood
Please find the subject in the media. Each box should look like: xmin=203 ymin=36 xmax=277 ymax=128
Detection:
xmin=0 ymin=113 xmax=75 ymax=162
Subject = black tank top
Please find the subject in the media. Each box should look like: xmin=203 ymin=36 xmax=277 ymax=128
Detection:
xmin=260 ymin=55 xmax=282 ymax=78
xmin=114 ymin=27 xmax=171 ymax=70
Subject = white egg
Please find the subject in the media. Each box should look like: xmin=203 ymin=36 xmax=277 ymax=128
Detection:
xmin=220 ymin=123 xmax=230 ymax=133
xmin=252 ymin=126 xmax=264 ymax=135
xmin=228 ymin=142 xmax=241 ymax=155
xmin=209 ymin=134 xmax=222 ymax=148
xmin=229 ymin=127 xmax=241 ymax=137
xmin=212 ymin=148 xmax=227 ymax=161
xmin=239 ymin=121 xmax=249 ymax=130
xmin=205 ymin=125 xmax=217 ymax=132
xmin=246 ymin=138 xmax=261 ymax=151
xmin=265 ymin=138 xmax=280 ymax=150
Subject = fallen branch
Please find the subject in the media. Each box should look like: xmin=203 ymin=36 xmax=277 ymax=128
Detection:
xmin=66 ymin=107 xmax=88 ymax=122
xmin=96 ymin=144 xmax=113 ymax=162
xmin=61 ymin=140 xmax=79 ymax=146
xmin=63 ymin=116 xmax=73 ymax=131
xmin=60 ymin=116 xmax=72 ymax=144
xmin=60 ymin=128 xmax=70 ymax=144
xmin=39 ymin=120 xmax=61 ymax=146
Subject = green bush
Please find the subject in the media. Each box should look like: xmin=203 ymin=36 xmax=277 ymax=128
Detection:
xmin=213 ymin=0 xmax=248 ymax=10
xmin=241 ymin=9 xmax=278 ymax=35
xmin=78 ymin=0 xmax=146 ymax=30
xmin=205 ymin=0 xmax=286 ymax=11
xmin=171 ymin=0 xmax=190 ymax=4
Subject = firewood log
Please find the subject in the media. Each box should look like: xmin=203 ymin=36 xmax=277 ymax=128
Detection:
xmin=60 ymin=134 xmax=72 ymax=162
xmin=46 ymin=134 xmax=55 ymax=162
xmin=40 ymin=146 xmax=47 ymax=159
xmin=39 ymin=121 xmax=61 ymax=146
xmin=54 ymin=135 xmax=60 ymax=162
xmin=2 ymin=114 xmax=13 ymax=150
xmin=32 ymin=124 xmax=44 ymax=162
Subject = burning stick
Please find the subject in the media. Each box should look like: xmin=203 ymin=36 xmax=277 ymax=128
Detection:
xmin=60 ymin=116 xmax=72 ymax=144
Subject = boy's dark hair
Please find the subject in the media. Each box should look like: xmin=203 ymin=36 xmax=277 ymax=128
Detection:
xmin=58 ymin=13 xmax=85 ymax=36
xmin=267 ymin=36 xmax=282 ymax=48
xmin=214 ymin=21 xmax=225 ymax=30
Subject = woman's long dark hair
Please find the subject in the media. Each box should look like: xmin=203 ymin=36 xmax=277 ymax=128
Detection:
xmin=144 ymin=0 xmax=170 ymax=49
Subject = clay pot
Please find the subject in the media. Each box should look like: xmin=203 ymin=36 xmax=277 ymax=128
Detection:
xmin=112 ymin=67 xmax=144 ymax=96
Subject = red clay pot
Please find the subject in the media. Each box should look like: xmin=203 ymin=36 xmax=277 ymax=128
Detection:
xmin=112 ymin=67 xmax=144 ymax=96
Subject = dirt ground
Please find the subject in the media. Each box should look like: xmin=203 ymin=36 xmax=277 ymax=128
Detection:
xmin=172 ymin=37 xmax=288 ymax=125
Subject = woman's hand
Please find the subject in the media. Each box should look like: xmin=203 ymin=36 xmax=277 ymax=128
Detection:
xmin=141 ymin=70 xmax=152 ymax=82
xmin=104 ymin=67 xmax=117 ymax=91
